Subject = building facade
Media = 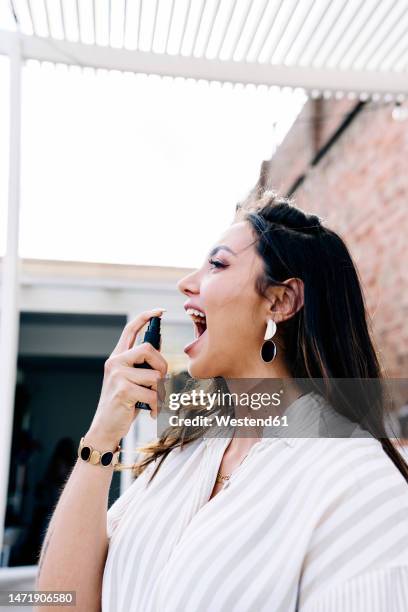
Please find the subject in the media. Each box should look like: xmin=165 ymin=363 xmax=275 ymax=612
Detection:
xmin=261 ymin=98 xmax=408 ymax=380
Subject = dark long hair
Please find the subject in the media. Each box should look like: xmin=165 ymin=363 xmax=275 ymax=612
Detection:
xmin=245 ymin=191 xmax=408 ymax=482
xmin=124 ymin=190 xmax=408 ymax=484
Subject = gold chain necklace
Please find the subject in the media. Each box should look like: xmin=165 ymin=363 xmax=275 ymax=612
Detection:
xmin=215 ymin=392 xmax=307 ymax=484
xmin=215 ymin=452 xmax=249 ymax=484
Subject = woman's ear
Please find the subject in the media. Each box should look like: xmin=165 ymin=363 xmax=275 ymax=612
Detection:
xmin=265 ymin=278 xmax=304 ymax=322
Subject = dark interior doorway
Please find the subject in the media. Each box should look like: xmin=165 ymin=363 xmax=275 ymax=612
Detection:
xmin=5 ymin=312 xmax=126 ymax=567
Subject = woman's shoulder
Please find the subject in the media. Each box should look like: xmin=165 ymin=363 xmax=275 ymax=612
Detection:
xmin=288 ymin=436 xmax=408 ymax=515
xmin=299 ymin=438 xmax=408 ymax=609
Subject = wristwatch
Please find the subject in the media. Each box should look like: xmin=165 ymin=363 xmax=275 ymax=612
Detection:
xmin=78 ymin=436 xmax=121 ymax=468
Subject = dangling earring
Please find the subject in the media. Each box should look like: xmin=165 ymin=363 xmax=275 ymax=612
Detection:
xmin=261 ymin=318 xmax=277 ymax=363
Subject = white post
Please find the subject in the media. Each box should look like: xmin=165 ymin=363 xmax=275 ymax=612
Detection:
xmin=0 ymin=35 xmax=22 ymax=552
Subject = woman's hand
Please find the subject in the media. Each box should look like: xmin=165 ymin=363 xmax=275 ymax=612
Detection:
xmin=87 ymin=308 xmax=168 ymax=447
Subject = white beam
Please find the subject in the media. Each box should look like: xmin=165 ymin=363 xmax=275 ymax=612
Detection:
xmin=0 ymin=29 xmax=407 ymax=96
xmin=0 ymin=35 xmax=22 ymax=552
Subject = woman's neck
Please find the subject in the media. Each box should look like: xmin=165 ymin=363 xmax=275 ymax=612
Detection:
xmin=225 ymin=355 xmax=293 ymax=379
xmin=220 ymin=357 xmax=305 ymax=441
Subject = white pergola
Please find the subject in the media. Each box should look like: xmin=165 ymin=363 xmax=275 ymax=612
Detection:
xmin=1 ymin=0 xmax=408 ymax=548
xmin=1 ymin=0 xmax=408 ymax=95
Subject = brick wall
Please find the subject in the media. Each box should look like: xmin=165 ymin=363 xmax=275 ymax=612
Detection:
xmin=263 ymin=99 xmax=408 ymax=378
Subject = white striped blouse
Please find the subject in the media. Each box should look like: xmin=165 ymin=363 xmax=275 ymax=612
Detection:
xmin=102 ymin=391 xmax=408 ymax=611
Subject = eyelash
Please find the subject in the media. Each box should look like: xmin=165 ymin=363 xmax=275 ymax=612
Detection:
xmin=209 ymin=258 xmax=227 ymax=269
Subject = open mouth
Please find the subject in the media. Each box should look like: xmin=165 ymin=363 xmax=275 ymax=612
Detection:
xmin=186 ymin=308 xmax=207 ymax=339
xmin=184 ymin=307 xmax=208 ymax=354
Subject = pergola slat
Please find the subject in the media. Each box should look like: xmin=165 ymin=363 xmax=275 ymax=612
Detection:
xmin=317 ymin=0 xmax=366 ymax=68
xmin=359 ymin=3 xmax=408 ymax=70
xmin=307 ymin=0 xmax=350 ymax=66
xmin=267 ymin=0 xmax=302 ymax=64
xmin=215 ymin=0 xmax=238 ymax=59
xmin=291 ymin=0 xmax=334 ymax=65
xmin=252 ymin=0 xmax=284 ymax=62
xmin=229 ymin=0 xmax=255 ymax=60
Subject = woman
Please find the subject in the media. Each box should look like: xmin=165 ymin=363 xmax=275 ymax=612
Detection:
xmin=36 ymin=190 xmax=408 ymax=611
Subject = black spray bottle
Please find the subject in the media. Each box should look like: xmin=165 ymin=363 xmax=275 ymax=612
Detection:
xmin=134 ymin=315 xmax=162 ymax=411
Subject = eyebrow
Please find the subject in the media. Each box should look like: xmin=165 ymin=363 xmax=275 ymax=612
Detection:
xmin=208 ymin=245 xmax=238 ymax=257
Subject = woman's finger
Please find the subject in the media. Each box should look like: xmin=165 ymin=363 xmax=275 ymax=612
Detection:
xmin=110 ymin=309 xmax=166 ymax=357
xmin=118 ymin=343 xmax=168 ymax=376
xmin=122 ymin=383 xmax=157 ymax=410
xmin=121 ymin=365 xmax=162 ymax=390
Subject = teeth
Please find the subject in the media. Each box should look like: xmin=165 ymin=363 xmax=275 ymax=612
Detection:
xmin=186 ymin=308 xmax=206 ymax=318
xmin=186 ymin=308 xmax=207 ymax=339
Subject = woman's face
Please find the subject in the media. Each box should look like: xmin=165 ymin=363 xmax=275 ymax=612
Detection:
xmin=177 ymin=220 xmax=270 ymax=378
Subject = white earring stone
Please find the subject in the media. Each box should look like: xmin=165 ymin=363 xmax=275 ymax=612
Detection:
xmin=264 ymin=318 xmax=277 ymax=341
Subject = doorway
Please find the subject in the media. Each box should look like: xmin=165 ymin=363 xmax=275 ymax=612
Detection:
xmin=4 ymin=312 xmax=126 ymax=567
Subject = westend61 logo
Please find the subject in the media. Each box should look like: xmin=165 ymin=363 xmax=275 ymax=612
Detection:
xmin=167 ymin=389 xmax=284 ymax=411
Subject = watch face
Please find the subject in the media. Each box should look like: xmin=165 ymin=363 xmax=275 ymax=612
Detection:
xmin=80 ymin=446 xmax=91 ymax=461
xmin=101 ymin=451 xmax=113 ymax=466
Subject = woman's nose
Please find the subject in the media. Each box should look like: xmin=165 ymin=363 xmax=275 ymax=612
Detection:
xmin=177 ymin=269 xmax=200 ymax=297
